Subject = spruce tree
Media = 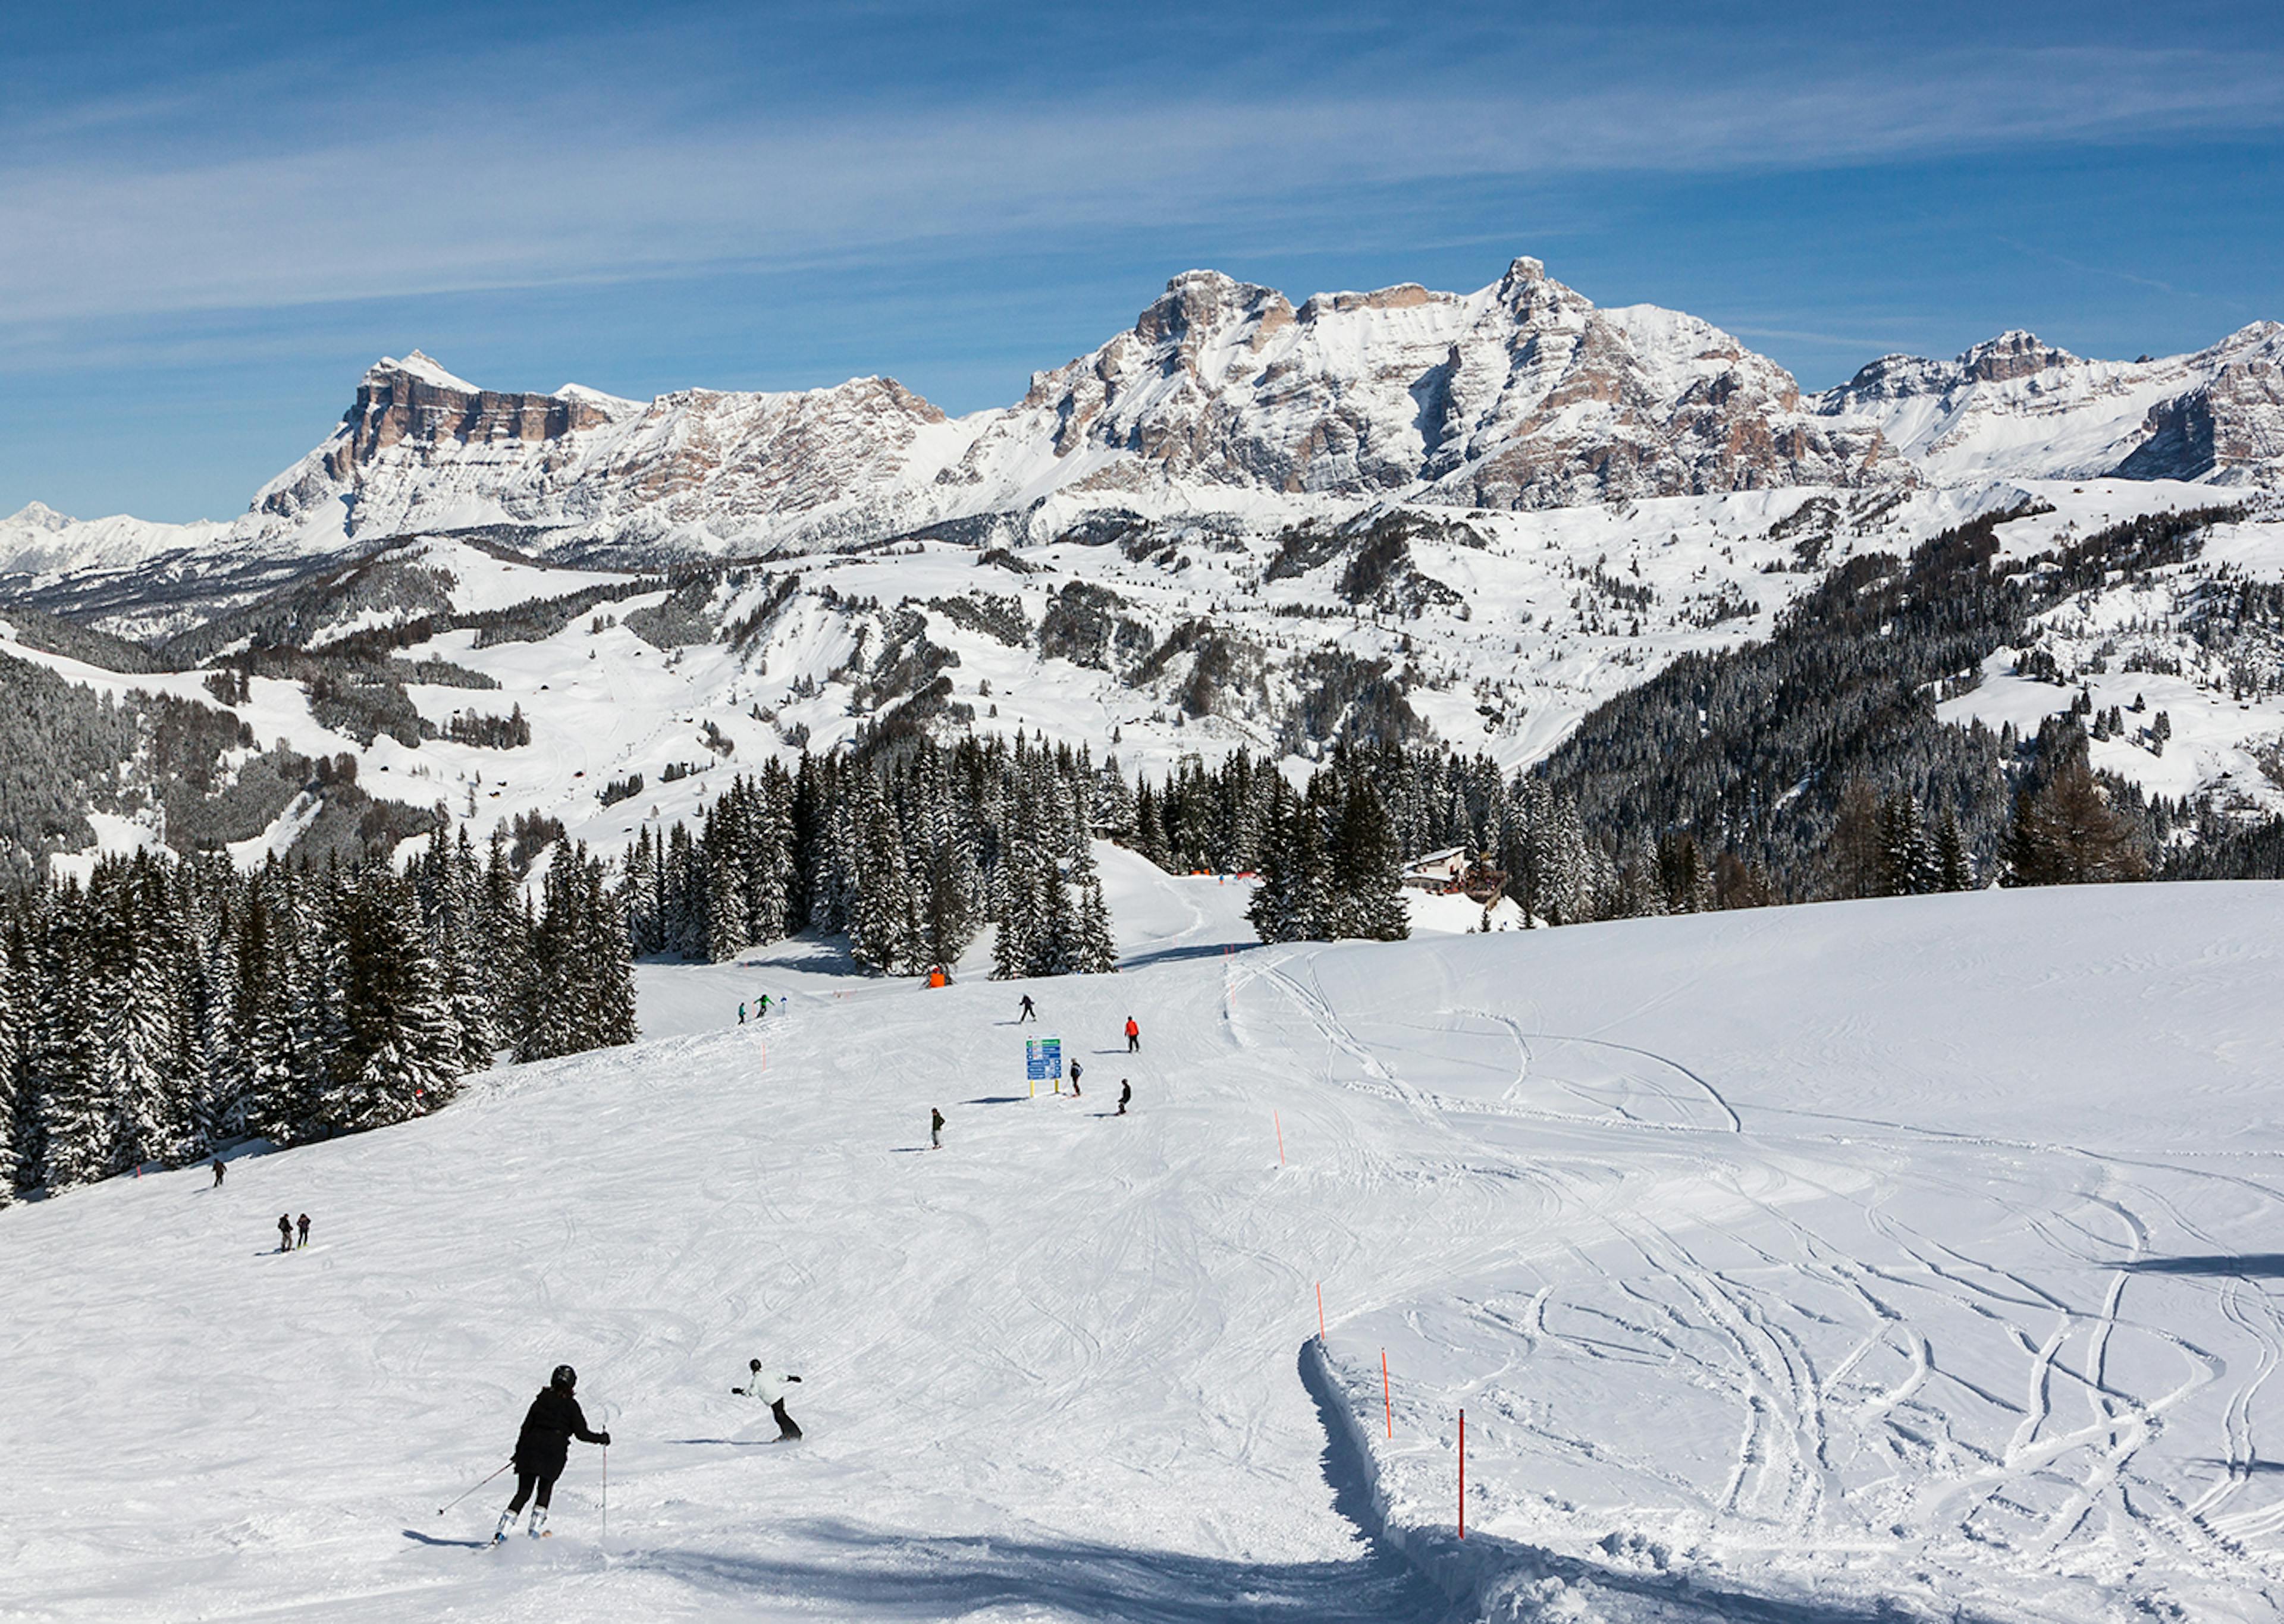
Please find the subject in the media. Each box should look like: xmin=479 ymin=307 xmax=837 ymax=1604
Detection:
xmin=1935 ymin=812 xmax=1974 ymax=891
xmin=1332 ymin=780 xmax=1409 ymax=941
xmin=0 ymin=932 xmax=18 ymax=1202
xmin=32 ymin=894 xmax=106 ymax=1188
xmin=322 ymin=869 xmax=457 ymax=1130
xmin=1071 ymin=847 xmax=1119 ymax=974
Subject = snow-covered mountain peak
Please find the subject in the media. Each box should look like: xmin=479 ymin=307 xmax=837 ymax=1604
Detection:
xmin=367 ymin=350 xmax=481 ymax=392
xmin=1815 ymin=319 xmax=2284 ymax=487
xmin=5 ymin=501 xmax=75 ymax=533
xmin=1957 ymin=329 xmax=2079 ymax=383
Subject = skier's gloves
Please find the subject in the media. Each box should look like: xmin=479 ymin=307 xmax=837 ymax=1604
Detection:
xmin=731 ymin=1387 xmax=745 ymax=1394
xmin=786 ymin=1375 xmax=802 ymax=1383
xmin=596 ymin=1431 xmax=611 ymax=1446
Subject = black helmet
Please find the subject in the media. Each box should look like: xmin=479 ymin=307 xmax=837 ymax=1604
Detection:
xmin=551 ymin=1364 xmax=577 ymax=1390
xmin=749 ymin=1358 xmax=763 ymax=1371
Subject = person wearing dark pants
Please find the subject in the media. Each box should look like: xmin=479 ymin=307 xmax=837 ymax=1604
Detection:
xmin=211 ymin=1158 xmax=225 ymax=1189
xmin=1118 ymin=1079 xmax=1132 ymax=1116
xmin=1124 ymin=1016 xmax=1140 ymax=1053
xmin=496 ymin=1364 xmax=609 ymax=1542
xmin=296 ymin=1214 xmax=310 ymax=1249
xmin=1069 ymin=1061 xmax=1083 ymax=1098
xmin=931 ymin=1107 xmax=945 ymax=1149
xmin=1018 ymin=995 xmax=1037 ymax=1023
xmin=734 ymin=1362 xmax=804 ymax=1440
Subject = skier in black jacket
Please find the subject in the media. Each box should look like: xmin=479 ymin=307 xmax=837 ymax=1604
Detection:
xmin=495 ymin=1364 xmax=610 ymax=1541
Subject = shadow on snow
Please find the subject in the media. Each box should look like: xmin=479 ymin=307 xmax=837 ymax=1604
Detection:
xmin=2125 ymin=1255 xmax=2284 ymax=1278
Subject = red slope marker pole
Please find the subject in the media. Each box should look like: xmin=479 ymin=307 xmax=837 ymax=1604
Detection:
xmin=1275 ymin=1111 xmax=1286 ymax=1166
xmin=1316 ymin=1283 xmax=1326 ymax=1345
xmin=1458 ymin=1408 xmax=1466 ymax=1539
xmin=1382 ymin=1349 xmax=1392 ymax=1439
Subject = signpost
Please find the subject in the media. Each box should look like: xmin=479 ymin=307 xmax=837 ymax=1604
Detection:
xmin=1025 ymin=1038 xmax=1062 ymax=1098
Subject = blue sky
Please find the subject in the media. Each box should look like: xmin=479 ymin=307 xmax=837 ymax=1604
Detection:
xmin=2 ymin=1 xmax=2279 ymax=522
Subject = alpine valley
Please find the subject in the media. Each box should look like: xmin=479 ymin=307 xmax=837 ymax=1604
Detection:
xmin=4 ymin=255 xmax=2284 ymax=887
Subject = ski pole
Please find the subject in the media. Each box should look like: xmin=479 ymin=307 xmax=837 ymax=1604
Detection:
xmin=601 ymin=1446 xmax=608 ymax=1543
xmin=437 ymin=1460 xmax=513 ymax=1516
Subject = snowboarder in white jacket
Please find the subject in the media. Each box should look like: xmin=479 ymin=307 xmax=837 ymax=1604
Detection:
xmin=733 ymin=1361 xmax=804 ymax=1440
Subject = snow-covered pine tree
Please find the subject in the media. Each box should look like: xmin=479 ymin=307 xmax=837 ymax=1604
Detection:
xmin=990 ymin=841 xmax=1040 ymax=980
xmin=1935 ymin=811 xmax=1974 ymax=892
xmin=624 ymin=824 xmax=662 ymax=956
xmin=1032 ymin=841 xmax=1079 ymax=976
xmin=1288 ymin=800 xmax=1335 ymax=941
xmin=1877 ymin=792 xmax=1942 ymax=897
xmin=1093 ymin=755 xmax=1136 ymax=841
xmin=32 ymin=892 xmax=106 ymax=1189
xmin=1332 ymin=779 xmax=1409 ymax=941
xmin=438 ymin=827 xmax=497 ymax=1075
xmin=1068 ymin=838 xmax=1119 ymax=973
xmin=923 ymin=834 xmax=982 ymax=970
xmin=849 ymin=777 xmax=917 ymax=975
xmin=93 ymin=860 xmax=193 ymax=1170
xmin=754 ymin=760 xmax=798 ymax=944
xmin=479 ymin=829 xmax=535 ymax=1033
xmin=1135 ymin=786 xmax=1173 ymax=871
xmin=0 ymin=929 xmax=18 ymax=1202
xmin=322 ymin=868 xmax=457 ymax=1130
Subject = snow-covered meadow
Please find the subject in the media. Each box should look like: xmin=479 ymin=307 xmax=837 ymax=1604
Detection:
xmin=7 ymin=867 xmax=2284 ymax=1622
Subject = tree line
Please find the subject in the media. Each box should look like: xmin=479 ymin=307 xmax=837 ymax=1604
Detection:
xmin=624 ymin=732 xmax=1117 ymax=979
xmin=0 ymin=826 xmax=635 ymax=1202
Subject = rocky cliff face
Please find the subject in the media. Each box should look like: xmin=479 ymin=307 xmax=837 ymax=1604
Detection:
xmin=1815 ymin=322 xmax=2284 ymax=486
xmin=251 ymin=353 xmax=961 ymax=552
xmin=939 ymin=258 xmax=1893 ymax=511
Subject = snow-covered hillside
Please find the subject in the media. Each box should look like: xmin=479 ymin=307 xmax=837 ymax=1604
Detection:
xmin=1812 ymin=322 xmax=2284 ymax=488
xmin=0 ymin=480 xmax=1978 ymax=873
xmin=8 ymin=879 xmax=2284 ymax=1622
xmin=1940 ymin=486 xmax=2284 ymax=816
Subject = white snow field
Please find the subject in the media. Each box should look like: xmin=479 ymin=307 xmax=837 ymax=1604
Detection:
xmin=10 ymin=878 xmax=2284 ymax=1622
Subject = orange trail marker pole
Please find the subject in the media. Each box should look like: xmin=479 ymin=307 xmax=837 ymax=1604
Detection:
xmin=1316 ymin=1283 xmax=1326 ymax=1344
xmin=1275 ymin=1111 xmax=1285 ymax=1166
xmin=1458 ymin=1408 xmax=1467 ymax=1539
xmin=1382 ymin=1349 xmax=1392 ymax=1439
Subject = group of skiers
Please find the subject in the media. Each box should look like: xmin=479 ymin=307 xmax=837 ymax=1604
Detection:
xmin=488 ymin=1359 xmax=798 ymax=1542
xmin=738 ymin=993 xmax=773 ymax=1025
xmin=933 ymin=1002 xmax=1143 ymax=1148
xmin=276 ymin=1212 xmax=312 ymax=1251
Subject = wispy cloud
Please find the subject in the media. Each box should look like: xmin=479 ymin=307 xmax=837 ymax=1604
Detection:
xmin=2 ymin=45 xmax=2276 ymax=332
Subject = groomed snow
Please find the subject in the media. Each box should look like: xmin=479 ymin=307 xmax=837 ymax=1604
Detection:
xmin=9 ymin=876 xmax=2284 ymax=1621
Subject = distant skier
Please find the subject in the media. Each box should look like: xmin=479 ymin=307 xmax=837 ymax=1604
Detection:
xmin=931 ymin=1107 xmax=945 ymax=1149
xmin=739 ymin=1002 xmax=747 ymax=1025
xmin=495 ymin=1364 xmax=609 ymax=1543
xmin=759 ymin=994 xmax=771 ymax=1017
xmin=276 ymin=1214 xmax=293 ymax=1252
xmin=732 ymin=1360 xmax=804 ymax=1441
xmin=1069 ymin=1060 xmax=1083 ymax=1098
xmin=211 ymin=1157 xmax=225 ymax=1189
xmin=1117 ymin=1079 xmax=1131 ymax=1117
xmin=1018 ymin=994 xmax=1037 ymax=1023
xmin=296 ymin=1213 xmax=310 ymax=1249
xmin=1124 ymin=1016 xmax=1140 ymax=1053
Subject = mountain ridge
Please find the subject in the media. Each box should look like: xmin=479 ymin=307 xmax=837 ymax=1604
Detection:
xmin=8 ymin=259 xmax=2278 ymax=616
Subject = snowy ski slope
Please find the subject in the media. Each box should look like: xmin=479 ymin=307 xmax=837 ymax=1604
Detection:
xmin=8 ymin=874 xmax=2284 ymax=1622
